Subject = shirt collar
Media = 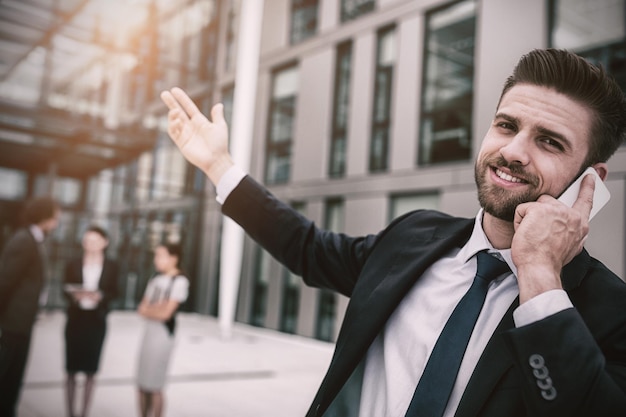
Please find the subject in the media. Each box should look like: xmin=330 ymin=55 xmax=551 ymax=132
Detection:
xmin=458 ymin=209 xmax=518 ymax=278
xmin=29 ymin=225 xmax=45 ymax=243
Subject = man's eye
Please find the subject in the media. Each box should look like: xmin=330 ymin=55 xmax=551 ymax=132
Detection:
xmin=541 ymin=137 xmax=564 ymax=151
xmin=496 ymin=122 xmax=515 ymax=131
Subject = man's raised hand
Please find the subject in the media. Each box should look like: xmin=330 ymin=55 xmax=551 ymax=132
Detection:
xmin=160 ymin=87 xmax=234 ymax=185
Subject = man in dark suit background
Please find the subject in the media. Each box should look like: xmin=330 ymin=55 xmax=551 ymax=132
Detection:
xmin=161 ymin=49 xmax=626 ymax=416
xmin=0 ymin=196 xmax=60 ymax=417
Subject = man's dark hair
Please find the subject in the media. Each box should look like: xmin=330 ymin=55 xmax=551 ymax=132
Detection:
xmin=24 ymin=196 xmax=59 ymax=225
xmin=86 ymin=224 xmax=108 ymax=240
xmin=498 ymin=48 xmax=626 ymax=166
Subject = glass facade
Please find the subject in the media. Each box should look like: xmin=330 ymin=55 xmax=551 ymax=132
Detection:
xmin=329 ymin=41 xmax=353 ymax=178
xmin=291 ymin=0 xmax=319 ymax=44
xmin=250 ymin=247 xmax=272 ymax=327
xmin=370 ymin=26 xmax=396 ymax=172
xmin=279 ymin=201 xmax=305 ymax=333
xmin=280 ymin=269 xmax=301 ymax=333
xmin=1 ymin=0 xmax=624 ymax=344
xmin=418 ymin=0 xmax=476 ymax=166
xmin=550 ymin=0 xmax=626 ymax=93
xmin=224 ymin=0 xmax=241 ymax=73
xmin=389 ymin=193 xmax=439 ymax=221
xmin=341 ymin=0 xmax=376 ymax=22
xmin=0 ymin=168 xmax=27 ymax=201
xmin=265 ymin=64 xmax=299 ymax=184
xmin=315 ymin=198 xmax=344 ymax=341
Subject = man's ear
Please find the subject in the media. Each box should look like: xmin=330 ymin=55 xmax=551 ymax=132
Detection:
xmin=592 ymin=162 xmax=608 ymax=181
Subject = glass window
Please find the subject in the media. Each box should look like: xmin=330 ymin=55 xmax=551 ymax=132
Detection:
xmin=224 ymin=0 xmax=241 ymax=73
xmin=0 ymin=168 xmax=27 ymax=200
xmin=87 ymin=170 xmax=113 ymax=215
xmin=136 ymin=151 xmax=153 ymax=202
xmin=315 ymin=199 xmax=344 ymax=341
xmin=315 ymin=290 xmax=336 ymax=341
xmin=280 ymin=270 xmax=301 ymax=334
xmin=279 ymin=201 xmax=305 ymax=333
xmin=150 ymin=134 xmax=188 ymax=200
xmin=370 ymin=26 xmax=396 ymax=172
xmin=389 ymin=193 xmax=439 ymax=221
xmin=550 ymin=0 xmax=626 ymax=92
xmin=341 ymin=0 xmax=376 ymax=22
xmin=418 ymin=0 xmax=476 ymax=166
xmin=34 ymin=175 xmax=82 ymax=206
xmin=291 ymin=0 xmax=319 ymax=44
xmin=156 ymin=1 xmax=217 ymax=94
xmin=329 ymin=41 xmax=353 ymax=178
xmin=111 ymin=165 xmax=127 ymax=206
xmin=250 ymin=247 xmax=272 ymax=327
xmin=265 ymin=65 xmax=299 ymax=184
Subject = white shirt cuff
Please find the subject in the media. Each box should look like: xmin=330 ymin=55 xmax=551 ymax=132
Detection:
xmin=513 ymin=289 xmax=573 ymax=327
xmin=216 ymin=165 xmax=247 ymax=204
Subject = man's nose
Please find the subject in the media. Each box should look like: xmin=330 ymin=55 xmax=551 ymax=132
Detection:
xmin=499 ymin=134 xmax=531 ymax=166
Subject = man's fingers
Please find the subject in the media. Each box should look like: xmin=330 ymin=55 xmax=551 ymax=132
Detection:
xmin=210 ymin=103 xmax=225 ymax=125
xmin=513 ymin=201 xmax=530 ymax=232
xmin=171 ymin=87 xmax=202 ymax=118
xmin=572 ymin=173 xmax=595 ymax=217
xmin=160 ymin=90 xmax=184 ymax=113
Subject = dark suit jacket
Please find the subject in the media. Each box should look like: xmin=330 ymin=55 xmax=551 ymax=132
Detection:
xmin=0 ymin=228 xmax=46 ymax=335
xmin=63 ymin=257 xmax=119 ymax=318
xmin=223 ymin=176 xmax=626 ymax=417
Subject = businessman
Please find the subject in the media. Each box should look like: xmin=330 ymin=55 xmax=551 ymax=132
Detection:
xmin=0 ymin=196 xmax=60 ymax=417
xmin=161 ymin=49 xmax=626 ymax=416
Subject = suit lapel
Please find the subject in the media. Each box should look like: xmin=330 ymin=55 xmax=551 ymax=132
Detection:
xmin=454 ymin=251 xmax=591 ymax=416
xmin=314 ymin=215 xmax=475 ymax=414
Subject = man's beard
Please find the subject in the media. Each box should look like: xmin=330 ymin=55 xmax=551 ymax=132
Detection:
xmin=474 ymin=156 xmax=540 ymax=222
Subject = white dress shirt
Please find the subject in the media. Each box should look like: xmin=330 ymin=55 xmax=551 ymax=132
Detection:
xmin=215 ymin=166 xmax=574 ymax=416
xmin=80 ymin=263 xmax=103 ymax=310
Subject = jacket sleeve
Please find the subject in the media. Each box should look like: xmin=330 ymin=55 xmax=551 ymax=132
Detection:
xmin=0 ymin=232 xmax=34 ymax=313
xmin=99 ymin=259 xmax=119 ymax=310
xmin=63 ymin=259 xmax=77 ymax=305
xmin=221 ymin=176 xmax=380 ymax=297
xmin=503 ymin=261 xmax=626 ymax=416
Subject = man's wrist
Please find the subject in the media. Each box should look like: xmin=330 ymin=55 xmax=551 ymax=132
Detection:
xmin=216 ymin=165 xmax=247 ymax=204
xmin=516 ymin=265 xmax=562 ymax=304
xmin=205 ymin=156 xmax=235 ymax=186
xmin=513 ymin=289 xmax=572 ymax=327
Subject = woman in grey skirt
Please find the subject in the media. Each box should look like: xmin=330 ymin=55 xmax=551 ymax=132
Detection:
xmin=136 ymin=242 xmax=189 ymax=417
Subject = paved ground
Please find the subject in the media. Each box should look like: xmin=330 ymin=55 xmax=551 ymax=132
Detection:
xmin=17 ymin=310 xmax=334 ymax=417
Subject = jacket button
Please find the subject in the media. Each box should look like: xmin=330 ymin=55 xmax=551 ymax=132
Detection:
xmin=532 ymin=366 xmax=549 ymax=379
xmin=529 ymin=353 xmax=545 ymax=369
xmin=541 ymin=386 xmax=557 ymax=401
xmin=537 ymin=376 xmax=553 ymax=390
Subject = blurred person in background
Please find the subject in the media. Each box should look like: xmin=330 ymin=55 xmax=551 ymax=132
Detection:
xmin=0 ymin=196 xmax=60 ymax=417
xmin=63 ymin=225 xmax=119 ymax=417
xmin=136 ymin=242 xmax=189 ymax=417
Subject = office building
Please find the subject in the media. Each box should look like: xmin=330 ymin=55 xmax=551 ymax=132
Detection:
xmin=0 ymin=0 xmax=623 ymax=341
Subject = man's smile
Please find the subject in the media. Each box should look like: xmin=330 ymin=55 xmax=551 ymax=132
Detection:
xmin=493 ymin=167 xmax=528 ymax=184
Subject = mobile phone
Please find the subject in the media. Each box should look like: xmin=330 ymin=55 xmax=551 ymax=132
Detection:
xmin=557 ymin=167 xmax=610 ymax=221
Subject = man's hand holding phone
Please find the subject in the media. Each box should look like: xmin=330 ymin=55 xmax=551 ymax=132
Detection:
xmin=557 ymin=167 xmax=611 ymax=221
xmin=511 ymin=168 xmax=610 ymax=303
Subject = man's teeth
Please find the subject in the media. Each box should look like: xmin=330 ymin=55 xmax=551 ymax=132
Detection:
xmin=495 ymin=169 xmax=523 ymax=183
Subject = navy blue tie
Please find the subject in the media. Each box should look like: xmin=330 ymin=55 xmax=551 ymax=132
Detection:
xmin=404 ymin=251 xmax=510 ymax=417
